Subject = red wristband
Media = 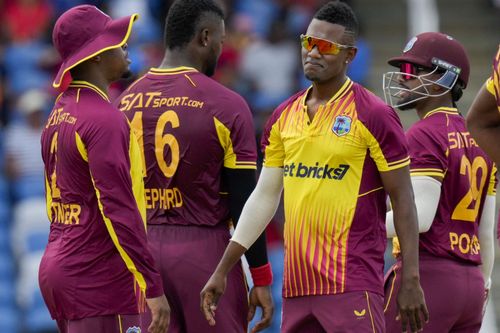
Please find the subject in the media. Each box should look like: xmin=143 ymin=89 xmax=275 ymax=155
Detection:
xmin=249 ymin=263 xmax=273 ymax=286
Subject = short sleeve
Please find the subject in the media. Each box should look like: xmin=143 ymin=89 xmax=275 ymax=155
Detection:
xmin=406 ymin=125 xmax=448 ymax=178
xmin=261 ymin=100 xmax=289 ymax=168
xmin=361 ymin=105 xmax=410 ymax=172
xmin=213 ymin=95 xmax=257 ymax=169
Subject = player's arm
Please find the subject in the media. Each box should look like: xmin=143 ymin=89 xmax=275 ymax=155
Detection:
xmin=380 ymin=167 xmax=429 ymax=332
xmin=479 ymin=194 xmax=495 ymax=289
xmin=467 ymin=83 xmax=500 ymax=165
xmin=201 ymin=167 xmax=283 ymax=330
xmin=223 ymin=167 xmax=270 ymax=270
xmin=223 ymin=167 xmax=274 ymax=332
xmin=386 ymin=176 xmax=441 ymax=238
xmin=84 ymin=111 xmax=169 ymax=331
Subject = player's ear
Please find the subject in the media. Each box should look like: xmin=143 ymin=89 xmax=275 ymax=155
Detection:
xmin=346 ymin=47 xmax=357 ymax=64
xmin=199 ymin=28 xmax=209 ymax=47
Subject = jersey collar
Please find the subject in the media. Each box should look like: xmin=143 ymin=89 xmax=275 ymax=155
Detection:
xmin=423 ymin=107 xmax=459 ymax=119
xmin=69 ymin=80 xmax=109 ymax=102
xmin=300 ymin=77 xmax=353 ymax=107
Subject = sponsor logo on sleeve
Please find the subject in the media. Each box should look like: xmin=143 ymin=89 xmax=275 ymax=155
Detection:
xmin=126 ymin=327 xmax=141 ymax=333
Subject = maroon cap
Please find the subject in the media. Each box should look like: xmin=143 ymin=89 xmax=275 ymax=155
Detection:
xmin=388 ymin=32 xmax=470 ymax=87
xmin=52 ymin=5 xmax=138 ymax=89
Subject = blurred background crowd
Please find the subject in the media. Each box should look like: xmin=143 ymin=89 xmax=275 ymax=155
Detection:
xmin=0 ymin=0 xmax=499 ymax=332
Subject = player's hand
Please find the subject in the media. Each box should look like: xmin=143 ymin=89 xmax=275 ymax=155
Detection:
xmin=482 ymin=288 xmax=490 ymax=318
xmin=146 ymin=295 xmax=170 ymax=333
xmin=396 ymin=279 xmax=429 ymax=333
xmin=248 ymin=286 xmax=274 ymax=332
xmin=200 ymin=272 xmax=227 ymax=326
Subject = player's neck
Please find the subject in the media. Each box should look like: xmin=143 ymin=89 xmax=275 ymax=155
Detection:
xmin=310 ymin=75 xmax=348 ymax=103
xmin=417 ymin=97 xmax=455 ymax=119
xmin=71 ymin=70 xmax=109 ymax=96
xmin=158 ymin=50 xmax=202 ymax=72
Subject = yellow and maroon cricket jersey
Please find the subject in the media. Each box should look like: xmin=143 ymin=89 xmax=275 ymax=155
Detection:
xmin=393 ymin=107 xmax=496 ymax=264
xmin=261 ymin=78 xmax=410 ymax=298
xmin=40 ymin=81 xmax=163 ymax=320
xmin=116 ymin=67 xmax=257 ymax=226
xmin=485 ymin=44 xmax=500 ymax=112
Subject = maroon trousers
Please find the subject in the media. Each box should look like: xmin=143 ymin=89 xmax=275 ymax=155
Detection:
xmin=145 ymin=224 xmax=248 ymax=333
xmin=384 ymin=255 xmax=484 ymax=333
xmin=56 ymin=314 xmax=144 ymax=333
xmin=281 ymin=291 xmax=385 ymax=332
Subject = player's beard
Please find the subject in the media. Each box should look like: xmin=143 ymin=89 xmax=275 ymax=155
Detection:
xmin=121 ymin=69 xmax=133 ymax=79
xmin=397 ymin=97 xmax=418 ymax=111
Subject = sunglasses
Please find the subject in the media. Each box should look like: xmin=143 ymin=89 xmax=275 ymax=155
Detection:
xmin=300 ymin=34 xmax=351 ymax=55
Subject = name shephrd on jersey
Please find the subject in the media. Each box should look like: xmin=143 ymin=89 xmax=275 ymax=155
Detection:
xmin=119 ymin=92 xmax=204 ymax=111
xmin=284 ymin=162 xmax=350 ymax=180
xmin=145 ymin=187 xmax=183 ymax=210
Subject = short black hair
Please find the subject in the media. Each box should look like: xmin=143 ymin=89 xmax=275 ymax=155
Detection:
xmin=314 ymin=1 xmax=359 ymax=40
xmin=164 ymin=0 xmax=224 ymax=50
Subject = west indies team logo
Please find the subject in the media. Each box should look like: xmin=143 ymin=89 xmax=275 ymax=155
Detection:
xmin=332 ymin=115 xmax=352 ymax=136
xmin=126 ymin=327 xmax=141 ymax=333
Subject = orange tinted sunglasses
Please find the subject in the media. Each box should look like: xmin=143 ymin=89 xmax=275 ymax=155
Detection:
xmin=300 ymin=34 xmax=350 ymax=55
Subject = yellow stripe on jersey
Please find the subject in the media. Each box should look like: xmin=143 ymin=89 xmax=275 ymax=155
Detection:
xmin=129 ymin=128 xmax=147 ymax=229
xmin=423 ymin=107 xmax=459 ymax=119
xmin=410 ymin=171 xmax=445 ymax=178
xmin=359 ymin=122 xmax=410 ymax=171
xmin=358 ymin=187 xmax=384 ymax=198
xmin=392 ymin=237 xmax=401 ymax=257
xmin=410 ymin=171 xmax=444 ymax=178
xmin=92 ymin=177 xmax=148 ymax=297
xmin=75 ymin=132 xmax=88 ymax=162
xmin=487 ymin=164 xmax=497 ymax=195
xmin=148 ymin=66 xmax=198 ymax=75
xmin=493 ymin=46 xmax=500 ymax=100
xmin=77 ymin=131 xmax=149 ymax=294
xmin=486 ymin=78 xmax=495 ymax=96
xmin=44 ymin=173 xmax=52 ymax=221
xmin=184 ymin=74 xmax=197 ymax=87
xmin=410 ymin=168 xmax=445 ymax=178
xmin=213 ymin=117 xmax=257 ymax=169
xmin=70 ymin=81 xmax=110 ymax=102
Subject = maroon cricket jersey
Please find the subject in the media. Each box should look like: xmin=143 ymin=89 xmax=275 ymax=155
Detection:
xmin=40 ymin=81 xmax=163 ymax=320
xmin=116 ymin=67 xmax=257 ymax=226
xmin=406 ymin=107 xmax=497 ymax=264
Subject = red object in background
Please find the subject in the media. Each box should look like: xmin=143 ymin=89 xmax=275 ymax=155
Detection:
xmin=266 ymin=218 xmax=283 ymax=247
xmin=3 ymin=0 xmax=53 ymax=42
